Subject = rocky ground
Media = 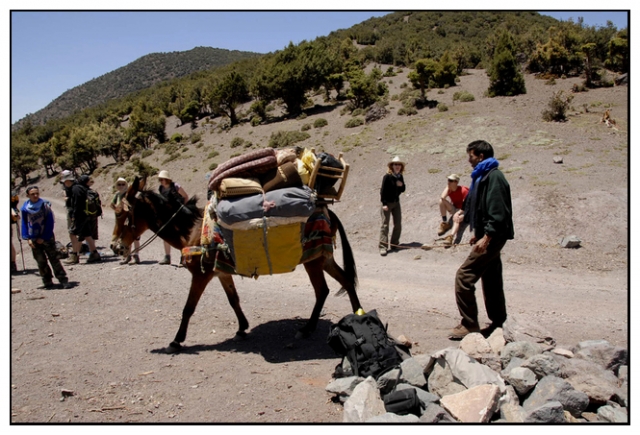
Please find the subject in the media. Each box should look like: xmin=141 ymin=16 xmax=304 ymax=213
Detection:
xmin=9 ymin=67 xmax=629 ymax=423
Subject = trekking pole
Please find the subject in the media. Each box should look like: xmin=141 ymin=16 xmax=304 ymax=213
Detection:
xmin=15 ymin=221 xmax=26 ymax=273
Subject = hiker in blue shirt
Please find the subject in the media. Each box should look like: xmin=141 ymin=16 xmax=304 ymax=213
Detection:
xmin=20 ymin=186 xmax=71 ymax=289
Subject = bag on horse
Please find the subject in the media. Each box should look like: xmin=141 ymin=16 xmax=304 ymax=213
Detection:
xmin=327 ymin=309 xmax=406 ymax=379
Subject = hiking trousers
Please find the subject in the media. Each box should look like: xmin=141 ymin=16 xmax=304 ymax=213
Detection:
xmin=454 ymin=238 xmax=507 ymax=328
xmin=31 ymin=239 xmax=68 ymax=286
xmin=379 ymin=201 xmax=401 ymax=249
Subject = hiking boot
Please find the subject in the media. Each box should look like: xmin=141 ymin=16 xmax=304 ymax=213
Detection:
xmin=10 ymin=261 xmax=18 ymax=275
xmin=37 ymin=282 xmax=55 ymax=290
xmin=64 ymin=252 xmax=79 ymax=265
xmin=86 ymin=251 xmax=102 ymax=263
xmin=438 ymin=221 xmax=451 ymax=236
xmin=379 ymin=248 xmax=387 ymax=257
xmin=119 ymin=255 xmax=131 ymax=265
xmin=159 ymin=255 xmax=171 ymax=265
xmin=443 ymin=234 xmax=454 ymax=246
xmin=132 ymin=254 xmax=141 ymax=264
xmin=448 ymin=323 xmax=481 ymax=340
xmin=60 ymin=281 xmax=73 ymax=289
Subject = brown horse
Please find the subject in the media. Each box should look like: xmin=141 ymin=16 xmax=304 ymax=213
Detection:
xmin=111 ymin=177 xmax=362 ymax=353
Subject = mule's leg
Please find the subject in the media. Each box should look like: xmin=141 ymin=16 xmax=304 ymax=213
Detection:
xmin=298 ymin=257 xmax=331 ymax=339
xmin=217 ymin=273 xmax=249 ymax=340
xmin=324 ymin=258 xmax=362 ymax=313
xmin=169 ymin=270 xmax=215 ymax=352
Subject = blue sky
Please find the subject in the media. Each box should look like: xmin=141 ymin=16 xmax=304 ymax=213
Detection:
xmin=8 ymin=9 xmax=630 ymax=124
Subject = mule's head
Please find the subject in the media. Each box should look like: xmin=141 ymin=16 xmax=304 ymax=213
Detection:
xmin=111 ymin=177 xmax=150 ymax=257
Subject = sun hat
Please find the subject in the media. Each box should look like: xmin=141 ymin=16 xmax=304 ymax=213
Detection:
xmin=387 ymin=156 xmax=406 ymax=170
xmin=158 ymin=170 xmax=172 ymax=181
xmin=447 ymin=174 xmax=460 ymax=182
xmin=116 ymin=177 xmax=128 ymax=185
xmin=60 ymin=170 xmax=75 ymax=182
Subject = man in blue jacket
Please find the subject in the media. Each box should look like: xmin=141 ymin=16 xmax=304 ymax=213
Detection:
xmin=449 ymin=140 xmax=514 ymax=340
xmin=20 ymin=186 xmax=71 ymax=289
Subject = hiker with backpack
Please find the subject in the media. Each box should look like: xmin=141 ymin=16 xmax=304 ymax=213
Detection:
xmin=20 ymin=186 xmax=71 ymax=289
xmin=157 ymin=170 xmax=189 ymax=265
xmin=64 ymin=174 xmax=101 ymax=264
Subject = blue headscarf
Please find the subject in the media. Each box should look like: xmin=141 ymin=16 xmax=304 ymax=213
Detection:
xmin=466 ymin=157 xmax=499 ymax=231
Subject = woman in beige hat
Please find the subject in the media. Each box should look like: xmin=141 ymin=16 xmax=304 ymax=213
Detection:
xmin=157 ymin=170 xmax=189 ymax=265
xmin=110 ymin=177 xmax=141 ymax=264
xmin=379 ymin=156 xmax=406 ymax=256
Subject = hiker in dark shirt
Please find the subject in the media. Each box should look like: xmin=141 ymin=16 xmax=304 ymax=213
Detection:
xmin=64 ymin=174 xmax=101 ymax=264
xmin=449 ymin=140 xmax=514 ymax=340
xmin=379 ymin=156 xmax=406 ymax=256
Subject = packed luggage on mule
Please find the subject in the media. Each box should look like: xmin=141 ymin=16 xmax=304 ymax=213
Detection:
xmin=184 ymin=146 xmax=351 ymax=278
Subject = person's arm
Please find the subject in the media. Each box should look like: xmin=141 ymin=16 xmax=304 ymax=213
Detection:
xmin=20 ymin=205 xmax=29 ymax=240
xmin=41 ymin=203 xmax=55 ymax=241
xmin=177 ymin=186 xmax=189 ymax=202
xmin=380 ymin=175 xmax=388 ymax=206
xmin=439 ymin=186 xmax=450 ymax=204
xmin=396 ymin=174 xmax=406 ymax=194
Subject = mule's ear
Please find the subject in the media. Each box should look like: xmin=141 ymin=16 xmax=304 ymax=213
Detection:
xmin=139 ymin=177 xmax=146 ymax=190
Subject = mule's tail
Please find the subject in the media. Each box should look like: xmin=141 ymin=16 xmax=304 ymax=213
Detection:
xmin=328 ymin=209 xmax=358 ymax=290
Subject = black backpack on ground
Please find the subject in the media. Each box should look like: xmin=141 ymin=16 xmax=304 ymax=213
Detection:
xmin=327 ymin=310 xmax=406 ymax=379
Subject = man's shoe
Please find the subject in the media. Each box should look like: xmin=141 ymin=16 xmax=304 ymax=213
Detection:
xmin=37 ymin=282 xmax=55 ymax=290
xmin=64 ymin=253 xmax=79 ymax=265
xmin=60 ymin=281 xmax=73 ymax=289
xmin=132 ymin=254 xmax=141 ymax=264
xmin=10 ymin=261 xmax=18 ymax=274
xmin=443 ymin=234 xmax=454 ymax=246
xmin=379 ymin=248 xmax=387 ymax=257
xmin=86 ymin=251 xmax=102 ymax=263
xmin=159 ymin=255 xmax=171 ymax=265
xmin=438 ymin=222 xmax=451 ymax=236
xmin=448 ymin=323 xmax=481 ymax=340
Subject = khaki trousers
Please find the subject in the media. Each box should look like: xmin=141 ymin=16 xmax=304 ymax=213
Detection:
xmin=379 ymin=201 xmax=401 ymax=249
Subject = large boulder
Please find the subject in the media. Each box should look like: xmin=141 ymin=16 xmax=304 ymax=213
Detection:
xmin=572 ymin=340 xmax=628 ymax=372
xmin=440 ymin=384 xmax=501 ymax=422
xmin=502 ymin=314 xmax=555 ymax=348
xmin=523 ymin=375 xmax=589 ymax=417
xmin=342 ymin=376 xmax=386 ymax=422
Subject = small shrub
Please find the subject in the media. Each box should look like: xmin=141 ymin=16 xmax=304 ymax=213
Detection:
xmin=453 ymin=90 xmax=475 ymax=102
xmin=207 ymin=150 xmax=219 ymax=159
xmin=400 ymin=82 xmax=408 ymax=89
xmin=230 ymin=153 xmax=241 ymax=158
xmin=208 ymin=162 xmax=218 ymax=171
xmin=545 ymin=78 xmax=556 ymax=85
xmin=230 ymin=137 xmax=245 ymax=148
xmin=164 ymin=143 xmax=179 ymax=155
xmin=250 ymin=116 xmax=262 ymax=126
xmin=162 ymin=153 xmax=180 ymax=165
xmin=190 ymin=132 xmax=201 ymax=144
xmin=301 ymin=123 xmax=312 ymax=131
xmin=345 ymin=117 xmax=365 ymax=128
xmin=243 ymin=141 xmax=253 ymax=148
xmin=141 ymin=149 xmax=154 ymax=158
xmin=268 ymin=130 xmax=310 ymax=148
xmin=296 ymin=112 xmax=308 ymax=120
xmin=542 ymin=91 xmax=574 ymax=122
xmin=398 ymin=107 xmax=417 ymax=116
xmin=170 ymin=133 xmax=183 ymax=143
xmin=437 ymin=103 xmax=448 ymax=112
xmin=313 ymin=118 xmax=328 ymax=128
xmin=351 ymin=108 xmax=365 ymax=117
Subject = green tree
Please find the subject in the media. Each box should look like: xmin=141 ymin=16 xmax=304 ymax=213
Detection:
xmin=209 ymin=71 xmax=249 ymax=126
xmin=345 ymin=68 xmax=387 ymax=109
xmin=605 ymin=31 xmax=629 ymax=73
xmin=432 ymin=51 xmax=458 ymax=88
xmin=10 ymin=134 xmax=39 ymax=186
xmin=408 ymin=58 xmax=437 ymax=100
xmin=487 ymin=30 xmax=526 ymax=97
xmin=127 ymin=102 xmax=166 ymax=149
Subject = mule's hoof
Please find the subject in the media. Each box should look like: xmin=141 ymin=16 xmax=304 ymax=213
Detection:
xmin=233 ymin=331 xmax=247 ymax=341
xmin=166 ymin=342 xmax=182 ymax=354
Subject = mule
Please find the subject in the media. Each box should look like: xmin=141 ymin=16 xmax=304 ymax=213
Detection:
xmin=111 ymin=177 xmax=363 ymax=353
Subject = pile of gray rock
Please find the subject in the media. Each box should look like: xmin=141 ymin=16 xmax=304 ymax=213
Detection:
xmin=325 ymin=314 xmax=628 ymax=423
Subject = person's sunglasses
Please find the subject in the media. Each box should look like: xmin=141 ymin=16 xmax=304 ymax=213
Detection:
xmin=117 ymin=183 xmax=126 ymax=186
